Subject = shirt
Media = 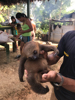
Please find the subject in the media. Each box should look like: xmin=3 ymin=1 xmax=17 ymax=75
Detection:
xmin=21 ymin=23 xmax=31 ymax=36
xmin=54 ymin=30 xmax=75 ymax=100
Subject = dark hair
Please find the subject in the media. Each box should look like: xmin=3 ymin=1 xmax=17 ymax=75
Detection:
xmin=16 ymin=12 xmax=28 ymax=19
xmin=11 ymin=16 xmax=15 ymax=20
xmin=17 ymin=23 xmax=21 ymax=29
xmin=30 ymin=18 xmax=32 ymax=20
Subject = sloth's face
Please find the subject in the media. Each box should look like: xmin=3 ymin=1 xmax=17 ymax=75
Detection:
xmin=29 ymin=50 xmax=39 ymax=60
xmin=22 ymin=41 xmax=40 ymax=60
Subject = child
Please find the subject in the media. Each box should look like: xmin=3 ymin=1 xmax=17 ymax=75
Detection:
xmin=16 ymin=24 xmax=22 ymax=40
xmin=14 ymin=24 xmax=22 ymax=59
xmin=14 ymin=24 xmax=22 ymax=45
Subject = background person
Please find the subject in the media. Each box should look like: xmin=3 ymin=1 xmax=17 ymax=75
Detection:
xmin=9 ymin=16 xmax=21 ymax=27
xmin=10 ymin=16 xmax=17 ymax=27
xmin=14 ymin=24 xmax=23 ymax=59
xmin=9 ymin=16 xmax=21 ymax=50
xmin=16 ymin=12 xmax=33 ymax=55
xmin=10 ymin=16 xmax=21 ymax=35
xmin=30 ymin=18 xmax=36 ymax=41
xmin=16 ymin=23 xmax=22 ymax=40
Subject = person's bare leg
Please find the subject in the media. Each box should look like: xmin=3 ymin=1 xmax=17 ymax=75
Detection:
xmin=20 ymin=41 xmax=25 ymax=54
xmin=16 ymin=41 xmax=18 ymax=49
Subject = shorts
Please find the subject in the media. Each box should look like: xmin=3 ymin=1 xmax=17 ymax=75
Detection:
xmin=22 ymin=36 xmax=31 ymax=43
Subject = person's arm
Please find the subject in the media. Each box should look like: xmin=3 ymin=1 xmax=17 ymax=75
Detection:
xmin=34 ymin=24 xmax=36 ymax=33
xmin=62 ymin=76 xmax=75 ymax=92
xmin=9 ymin=23 xmax=15 ymax=28
xmin=19 ymin=18 xmax=33 ymax=35
xmin=39 ymin=51 xmax=75 ymax=92
xmin=41 ymin=71 xmax=75 ymax=92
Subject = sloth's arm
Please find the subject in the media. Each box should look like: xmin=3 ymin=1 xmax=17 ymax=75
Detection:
xmin=40 ymin=44 xmax=59 ymax=55
xmin=39 ymin=44 xmax=60 ymax=65
xmin=19 ymin=56 xmax=27 ymax=82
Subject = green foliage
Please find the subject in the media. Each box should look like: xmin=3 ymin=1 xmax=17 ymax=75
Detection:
xmin=36 ymin=20 xmax=41 ymax=28
xmin=35 ymin=28 xmax=43 ymax=39
xmin=31 ymin=0 xmax=71 ymax=33
xmin=51 ymin=0 xmax=71 ymax=19
xmin=0 ymin=0 xmax=72 ymax=32
xmin=0 ymin=24 xmax=2 ymax=27
xmin=0 ymin=15 xmax=5 ymax=22
xmin=40 ymin=20 xmax=49 ymax=34
xmin=0 ymin=4 xmax=27 ymax=23
xmin=36 ymin=28 xmax=43 ymax=35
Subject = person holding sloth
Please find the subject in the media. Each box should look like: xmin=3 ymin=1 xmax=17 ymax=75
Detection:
xmin=25 ymin=30 xmax=75 ymax=100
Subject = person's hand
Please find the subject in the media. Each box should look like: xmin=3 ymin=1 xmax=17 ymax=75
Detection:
xmin=0 ymin=31 xmax=3 ymax=34
xmin=25 ymin=69 xmax=58 ymax=83
xmin=10 ymin=23 xmax=15 ymax=28
xmin=18 ymin=30 xmax=24 ymax=34
xmin=16 ymin=35 xmax=20 ymax=39
xmin=41 ymin=71 xmax=57 ymax=83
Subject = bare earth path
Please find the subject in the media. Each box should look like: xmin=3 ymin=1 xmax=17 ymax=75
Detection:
xmin=0 ymin=42 xmax=63 ymax=100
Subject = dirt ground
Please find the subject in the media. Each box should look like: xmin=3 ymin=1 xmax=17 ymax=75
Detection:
xmin=0 ymin=41 xmax=63 ymax=100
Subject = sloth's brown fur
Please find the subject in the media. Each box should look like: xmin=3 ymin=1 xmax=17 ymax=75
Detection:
xmin=19 ymin=41 xmax=59 ymax=94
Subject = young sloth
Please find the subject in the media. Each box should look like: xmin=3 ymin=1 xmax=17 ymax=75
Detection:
xmin=19 ymin=41 xmax=59 ymax=94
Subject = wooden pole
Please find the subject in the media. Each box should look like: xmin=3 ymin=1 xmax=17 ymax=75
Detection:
xmin=0 ymin=4 xmax=1 ymax=8
xmin=27 ymin=0 xmax=30 ymax=18
xmin=48 ymin=20 xmax=51 ymax=41
xmin=73 ymin=20 xmax=75 ymax=30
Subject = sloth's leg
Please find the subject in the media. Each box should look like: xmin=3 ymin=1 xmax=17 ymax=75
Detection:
xmin=27 ymin=73 xmax=49 ymax=94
